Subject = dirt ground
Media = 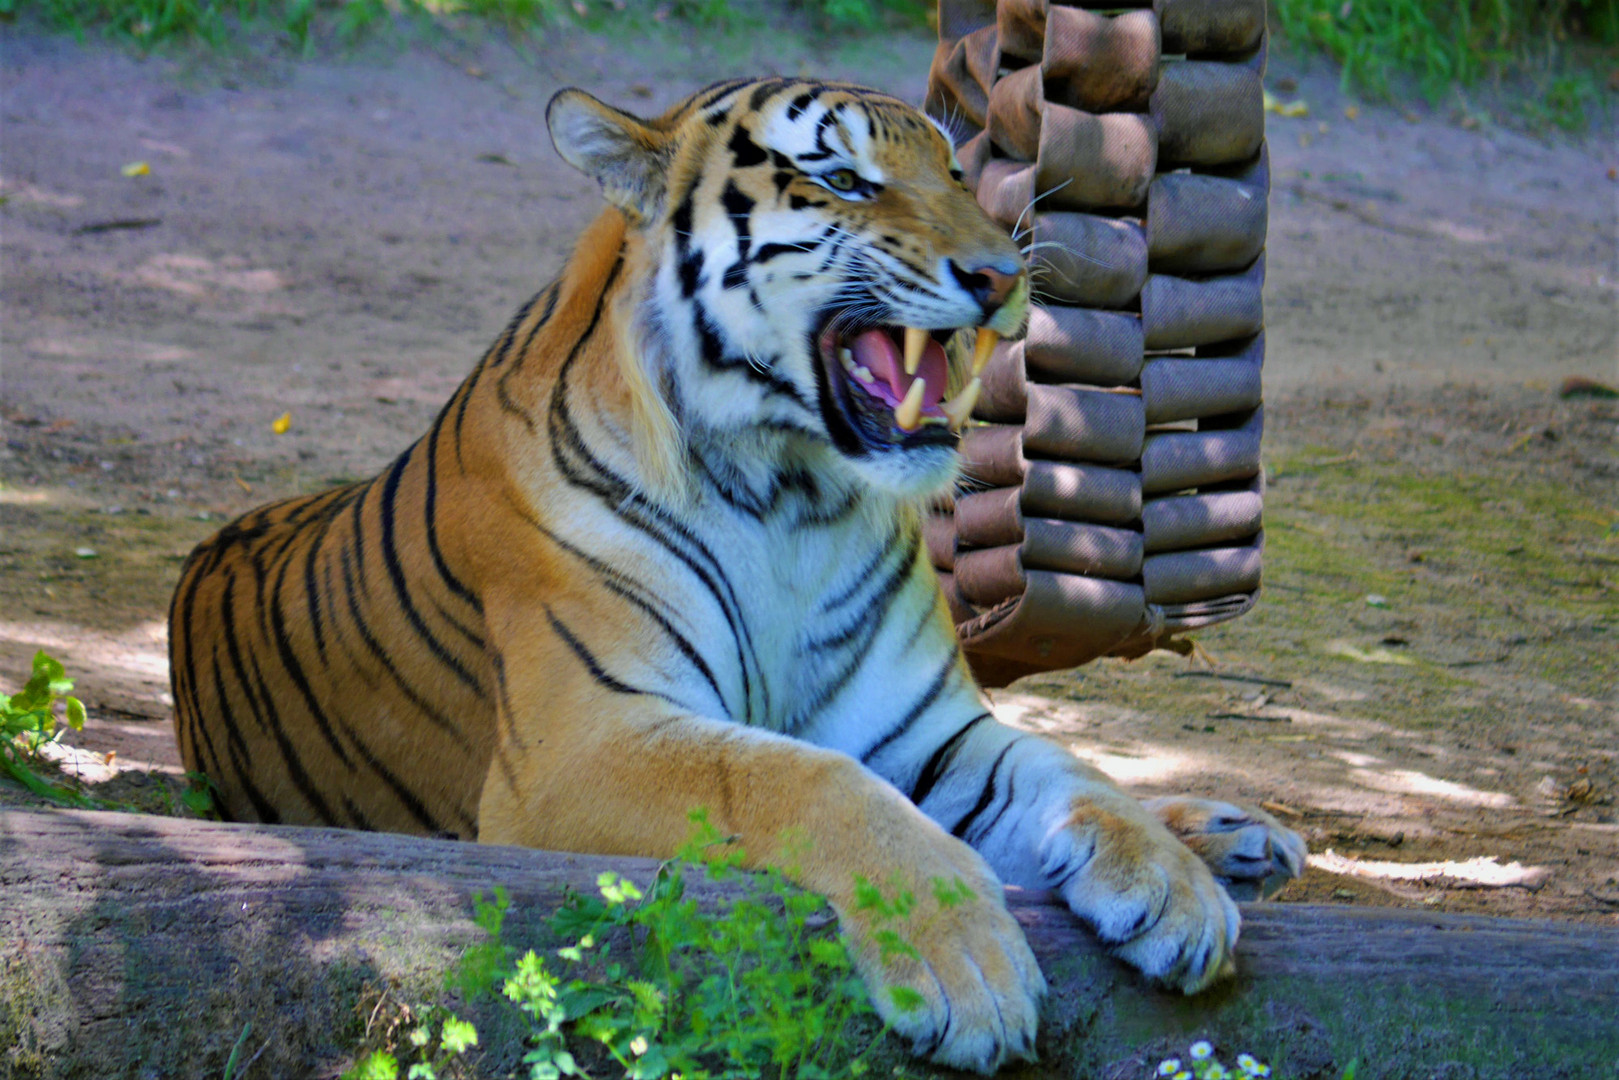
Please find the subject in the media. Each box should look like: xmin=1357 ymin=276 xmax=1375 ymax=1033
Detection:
xmin=1 ymin=19 xmax=1616 ymax=928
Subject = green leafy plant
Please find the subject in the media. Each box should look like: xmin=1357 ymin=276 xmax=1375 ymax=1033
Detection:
xmin=179 ymin=769 xmax=221 ymax=817
xmin=1 ymin=650 xmax=98 ymax=807
xmin=345 ymin=809 xmax=933 ymax=1079
xmin=1269 ymin=0 xmax=1611 ymax=130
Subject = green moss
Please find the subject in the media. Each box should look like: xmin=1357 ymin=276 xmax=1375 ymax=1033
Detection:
xmin=0 ymin=949 xmax=62 ymax=1077
xmin=1039 ymin=451 xmax=1615 ymax=753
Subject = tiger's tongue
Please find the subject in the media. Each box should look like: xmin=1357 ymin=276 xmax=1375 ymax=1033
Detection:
xmin=848 ymin=330 xmax=948 ymax=412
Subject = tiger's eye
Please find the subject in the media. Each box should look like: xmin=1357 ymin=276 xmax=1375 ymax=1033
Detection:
xmin=824 ymin=169 xmax=859 ymax=192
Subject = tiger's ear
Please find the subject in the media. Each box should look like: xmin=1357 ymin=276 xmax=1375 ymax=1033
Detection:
xmin=547 ymin=89 xmax=669 ymax=225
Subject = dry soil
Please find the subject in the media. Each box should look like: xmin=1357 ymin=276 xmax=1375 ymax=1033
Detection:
xmin=1 ymin=20 xmax=1616 ymax=924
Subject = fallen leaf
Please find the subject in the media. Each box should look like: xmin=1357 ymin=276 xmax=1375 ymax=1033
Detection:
xmin=1364 ymin=593 xmax=1389 ymax=608
xmin=464 ymin=65 xmax=486 ymax=78
xmin=1260 ymin=800 xmax=1303 ymax=818
xmin=475 ymin=153 xmax=515 ymax=167
xmin=1344 ymin=104 xmax=1360 ymax=120
xmin=120 ymin=161 xmax=151 ymax=177
xmin=630 ymin=84 xmax=652 ymax=98
xmin=74 ymin=547 xmax=98 ymax=559
xmin=271 ymin=411 xmax=292 ymax=435
xmin=1325 ymin=640 xmax=1413 ymax=666
xmin=234 ymin=475 xmax=253 ymax=494
xmin=1263 ymin=89 xmax=1310 ymax=118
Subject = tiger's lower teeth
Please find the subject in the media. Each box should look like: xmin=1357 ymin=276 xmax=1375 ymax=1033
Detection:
xmin=837 ymin=348 xmax=877 ymax=385
xmin=830 ymin=329 xmax=956 ymax=437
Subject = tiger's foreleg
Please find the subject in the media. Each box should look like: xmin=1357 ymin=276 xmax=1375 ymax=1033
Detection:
xmin=881 ymin=714 xmax=1245 ymax=992
xmin=475 ymin=618 xmax=1044 ymax=1073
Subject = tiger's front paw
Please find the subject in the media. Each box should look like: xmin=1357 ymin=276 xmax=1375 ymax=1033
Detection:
xmin=837 ymin=843 xmax=1045 ymax=1074
xmin=1143 ymin=796 xmax=1308 ymax=901
xmin=1040 ymin=800 xmax=1240 ymax=995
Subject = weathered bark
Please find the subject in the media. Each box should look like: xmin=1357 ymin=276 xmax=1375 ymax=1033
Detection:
xmin=3 ymin=809 xmax=1616 ymax=1080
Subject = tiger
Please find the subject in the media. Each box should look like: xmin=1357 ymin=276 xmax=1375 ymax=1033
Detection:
xmin=169 ymin=77 xmax=1306 ymax=1071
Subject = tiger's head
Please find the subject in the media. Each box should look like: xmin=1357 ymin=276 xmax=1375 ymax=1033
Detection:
xmin=547 ymin=78 xmax=1028 ymax=499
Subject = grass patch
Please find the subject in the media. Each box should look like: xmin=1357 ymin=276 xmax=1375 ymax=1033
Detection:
xmin=10 ymin=0 xmax=1607 ymax=130
xmin=10 ymin=0 xmax=568 ymax=53
xmin=1269 ymin=0 xmax=1616 ymax=130
xmin=6 ymin=0 xmax=930 ymax=54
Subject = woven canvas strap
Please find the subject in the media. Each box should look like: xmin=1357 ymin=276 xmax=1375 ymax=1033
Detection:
xmin=927 ymin=0 xmax=1269 ymax=686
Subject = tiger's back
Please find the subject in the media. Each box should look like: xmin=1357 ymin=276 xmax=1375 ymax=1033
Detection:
xmin=168 ymin=193 xmax=644 ymax=837
xmin=168 ymin=445 xmax=495 ymax=836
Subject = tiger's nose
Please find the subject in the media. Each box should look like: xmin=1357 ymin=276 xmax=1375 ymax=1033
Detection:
xmin=950 ymin=260 xmax=1024 ymax=318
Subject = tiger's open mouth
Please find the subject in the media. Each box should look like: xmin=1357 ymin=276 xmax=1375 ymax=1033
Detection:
xmin=813 ymin=322 xmax=996 ymax=455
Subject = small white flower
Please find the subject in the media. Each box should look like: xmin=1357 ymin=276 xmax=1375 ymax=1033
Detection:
xmin=1209 ymin=1066 xmax=1229 ymax=1080
xmin=1254 ymin=1067 xmax=1271 ymax=1078
xmin=1159 ymin=1061 xmax=1183 ymax=1077
xmin=1237 ymin=1054 xmax=1260 ymax=1074
xmin=1190 ymin=1041 xmax=1214 ymax=1061
xmin=1174 ymin=1072 xmax=1191 ymax=1080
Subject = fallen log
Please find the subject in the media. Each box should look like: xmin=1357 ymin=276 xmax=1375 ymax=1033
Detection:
xmin=3 ymin=809 xmax=1616 ymax=1079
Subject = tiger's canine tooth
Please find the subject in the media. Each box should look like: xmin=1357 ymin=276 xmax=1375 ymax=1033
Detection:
xmin=894 ymin=377 xmax=926 ymax=431
xmin=903 ymin=326 xmax=928 ymax=377
xmin=943 ymin=376 xmax=982 ymax=431
xmin=971 ymin=328 xmax=999 ymax=375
